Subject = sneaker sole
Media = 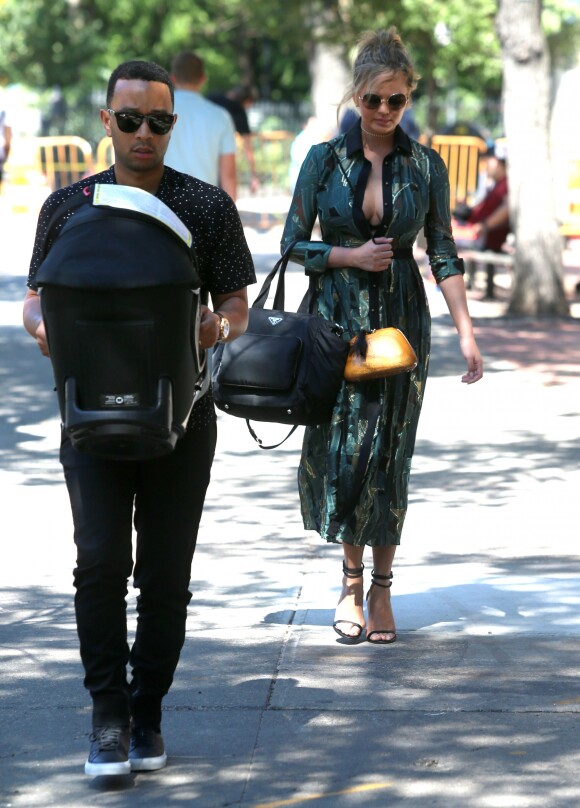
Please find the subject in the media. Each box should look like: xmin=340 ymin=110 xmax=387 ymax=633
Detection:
xmin=85 ymin=759 xmax=131 ymax=776
xmin=129 ymin=752 xmax=167 ymax=771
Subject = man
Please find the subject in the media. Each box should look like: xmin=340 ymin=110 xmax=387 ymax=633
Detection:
xmin=165 ymin=51 xmax=237 ymax=199
xmin=23 ymin=60 xmax=255 ymax=776
xmin=208 ymin=86 xmax=260 ymax=193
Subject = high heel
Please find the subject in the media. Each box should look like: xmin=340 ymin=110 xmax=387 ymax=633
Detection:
xmin=366 ymin=569 xmax=396 ymax=645
xmin=333 ymin=562 xmax=365 ymax=641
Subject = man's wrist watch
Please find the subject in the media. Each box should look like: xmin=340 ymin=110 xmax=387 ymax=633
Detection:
xmin=216 ymin=312 xmax=230 ymax=343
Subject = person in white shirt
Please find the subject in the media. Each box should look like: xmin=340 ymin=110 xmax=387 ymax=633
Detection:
xmin=165 ymin=51 xmax=237 ymax=199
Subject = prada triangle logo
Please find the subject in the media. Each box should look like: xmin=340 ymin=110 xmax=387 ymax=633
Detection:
xmin=268 ymin=316 xmax=283 ymax=326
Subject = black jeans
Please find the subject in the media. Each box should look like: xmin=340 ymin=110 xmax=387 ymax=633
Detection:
xmin=60 ymin=421 xmax=217 ymax=728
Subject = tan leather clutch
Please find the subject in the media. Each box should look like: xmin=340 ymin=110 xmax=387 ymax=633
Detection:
xmin=344 ymin=328 xmax=418 ymax=382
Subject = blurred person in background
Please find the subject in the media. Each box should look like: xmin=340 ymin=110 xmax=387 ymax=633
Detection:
xmin=209 ymin=85 xmax=260 ymax=193
xmin=289 ymin=116 xmax=329 ymax=192
xmin=458 ymin=141 xmax=510 ymax=252
xmin=165 ymin=51 xmax=237 ymax=199
xmin=453 ymin=141 xmax=510 ymax=298
xmin=0 ymin=104 xmax=12 ymax=190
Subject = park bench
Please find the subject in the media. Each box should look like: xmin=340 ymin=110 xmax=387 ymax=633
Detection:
xmin=460 ymin=248 xmax=514 ymax=299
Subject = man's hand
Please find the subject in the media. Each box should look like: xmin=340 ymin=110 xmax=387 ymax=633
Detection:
xmin=23 ymin=289 xmax=50 ymax=356
xmin=198 ymin=305 xmax=220 ymax=349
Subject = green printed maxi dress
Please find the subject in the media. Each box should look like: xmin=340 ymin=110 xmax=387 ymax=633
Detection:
xmin=281 ymin=124 xmax=465 ymax=547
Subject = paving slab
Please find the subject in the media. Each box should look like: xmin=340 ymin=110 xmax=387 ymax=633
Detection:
xmin=1 ymin=206 xmax=580 ymax=807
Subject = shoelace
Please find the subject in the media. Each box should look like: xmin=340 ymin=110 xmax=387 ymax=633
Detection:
xmin=90 ymin=727 xmax=125 ymax=750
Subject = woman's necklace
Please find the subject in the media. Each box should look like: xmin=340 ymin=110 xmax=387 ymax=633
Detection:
xmin=361 ymin=126 xmax=391 ymax=139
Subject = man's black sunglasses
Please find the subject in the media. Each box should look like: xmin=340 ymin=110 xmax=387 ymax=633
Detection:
xmin=107 ymin=109 xmax=176 ymax=135
xmin=359 ymin=93 xmax=408 ymax=111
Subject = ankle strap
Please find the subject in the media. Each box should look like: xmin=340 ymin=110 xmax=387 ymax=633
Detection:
xmin=370 ymin=569 xmax=393 ymax=588
xmin=342 ymin=561 xmax=364 ymax=578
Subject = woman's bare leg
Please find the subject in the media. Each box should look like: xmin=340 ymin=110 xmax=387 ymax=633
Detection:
xmin=333 ymin=544 xmax=365 ymax=639
xmin=366 ymin=544 xmax=397 ymax=643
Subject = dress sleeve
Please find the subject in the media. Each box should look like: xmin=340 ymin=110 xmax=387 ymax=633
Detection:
xmin=424 ymin=150 xmax=465 ymax=284
xmin=280 ymin=144 xmax=333 ymax=274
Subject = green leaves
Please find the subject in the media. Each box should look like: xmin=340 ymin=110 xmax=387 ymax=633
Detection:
xmin=0 ymin=0 xmax=577 ymax=132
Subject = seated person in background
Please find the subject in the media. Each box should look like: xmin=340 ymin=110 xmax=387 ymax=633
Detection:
xmin=454 ymin=141 xmax=510 ymax=252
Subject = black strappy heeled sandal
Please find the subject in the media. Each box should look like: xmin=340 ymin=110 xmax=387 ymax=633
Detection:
xmin=366 ymin=569 xmax=397 ymax=645
xmin=333 ymin=562 xmax=365 ymax=641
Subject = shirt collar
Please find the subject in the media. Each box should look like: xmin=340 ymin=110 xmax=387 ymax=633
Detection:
xmin=345 ymin=120 xmax=413 ymax=158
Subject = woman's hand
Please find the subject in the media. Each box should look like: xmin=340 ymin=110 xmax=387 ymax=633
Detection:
xmin=459 ymin=334 xmax=483 ymax=384
xmin=353 ymin=237 xmax=394 ymax=272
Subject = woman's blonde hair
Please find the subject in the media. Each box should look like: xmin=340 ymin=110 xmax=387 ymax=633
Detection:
xmin=340 ymin=27 xmax=420 ymax=112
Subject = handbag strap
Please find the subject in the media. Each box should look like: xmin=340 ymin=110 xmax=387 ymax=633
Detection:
xmin=252 ymin=239 xmax=301 ymax=311
xmin=245 ymin=420 xmax=299 ymax=450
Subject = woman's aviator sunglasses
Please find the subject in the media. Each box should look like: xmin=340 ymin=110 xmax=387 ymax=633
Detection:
xmin=359 ymin=93 xmax=408 ymax=111
xmin=107 ymin=109 xmax=176 ymax=135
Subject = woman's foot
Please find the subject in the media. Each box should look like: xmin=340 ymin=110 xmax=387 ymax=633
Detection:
xmin=333 ymin=563 xmax=366 ymax=640
xmin=366 ymin=570 xmax=396 ymax=644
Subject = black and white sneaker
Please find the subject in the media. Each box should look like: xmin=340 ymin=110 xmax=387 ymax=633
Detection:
xmin=85 ymin=726 xmax=131 ymax=776
xmin=129 ymin=727 xmax=167 ymax=771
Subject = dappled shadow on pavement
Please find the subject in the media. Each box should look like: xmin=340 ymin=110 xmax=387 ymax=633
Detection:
xmin=0 ymin=325 xmax=62 ymax=483
xmin=3 ymin=580 xmax=580 ymax=807
xmin=473 ymin=316 xmax=580 ymax=385
xmin=428 ymin=313 xmax=580 ymax=383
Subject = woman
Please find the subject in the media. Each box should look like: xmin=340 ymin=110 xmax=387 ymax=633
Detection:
xmin=281 ymin=28 xmax=483 ymax=644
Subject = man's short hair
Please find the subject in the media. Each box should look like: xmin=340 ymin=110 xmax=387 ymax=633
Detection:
xmin=170 ymin=52 xmax=205 ymax=85
xmin=106 ymin=60 xmax=174 ymax=107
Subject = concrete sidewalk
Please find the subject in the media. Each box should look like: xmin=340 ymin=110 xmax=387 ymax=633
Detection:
xmin=1 ymin=206 xmax=580 ymax=807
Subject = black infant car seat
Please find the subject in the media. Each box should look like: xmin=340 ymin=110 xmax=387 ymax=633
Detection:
xmin=36 ymin=183 xmax=208 ymax=461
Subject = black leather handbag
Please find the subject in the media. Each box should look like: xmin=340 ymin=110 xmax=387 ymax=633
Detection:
xmin=212 ymin=241 xmax=349 ymax=448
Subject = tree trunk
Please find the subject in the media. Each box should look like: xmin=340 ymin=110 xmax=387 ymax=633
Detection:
xmin=306 ymin=0 xmax=350 ymax=135
xmin=496 ymin=0 xmax=569 ymax=316
xmin=309 ymin=40 xmax=350 ymax=135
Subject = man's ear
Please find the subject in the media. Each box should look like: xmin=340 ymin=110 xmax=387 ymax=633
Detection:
xmin=100 ymin=109 xmax=112 ymax=137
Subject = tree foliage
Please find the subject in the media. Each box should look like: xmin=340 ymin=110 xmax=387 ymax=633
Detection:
xmin=1 ymin=0 xmax=577 ymax=131
xmin=0 ymin=0 xmax=313 ymax=101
